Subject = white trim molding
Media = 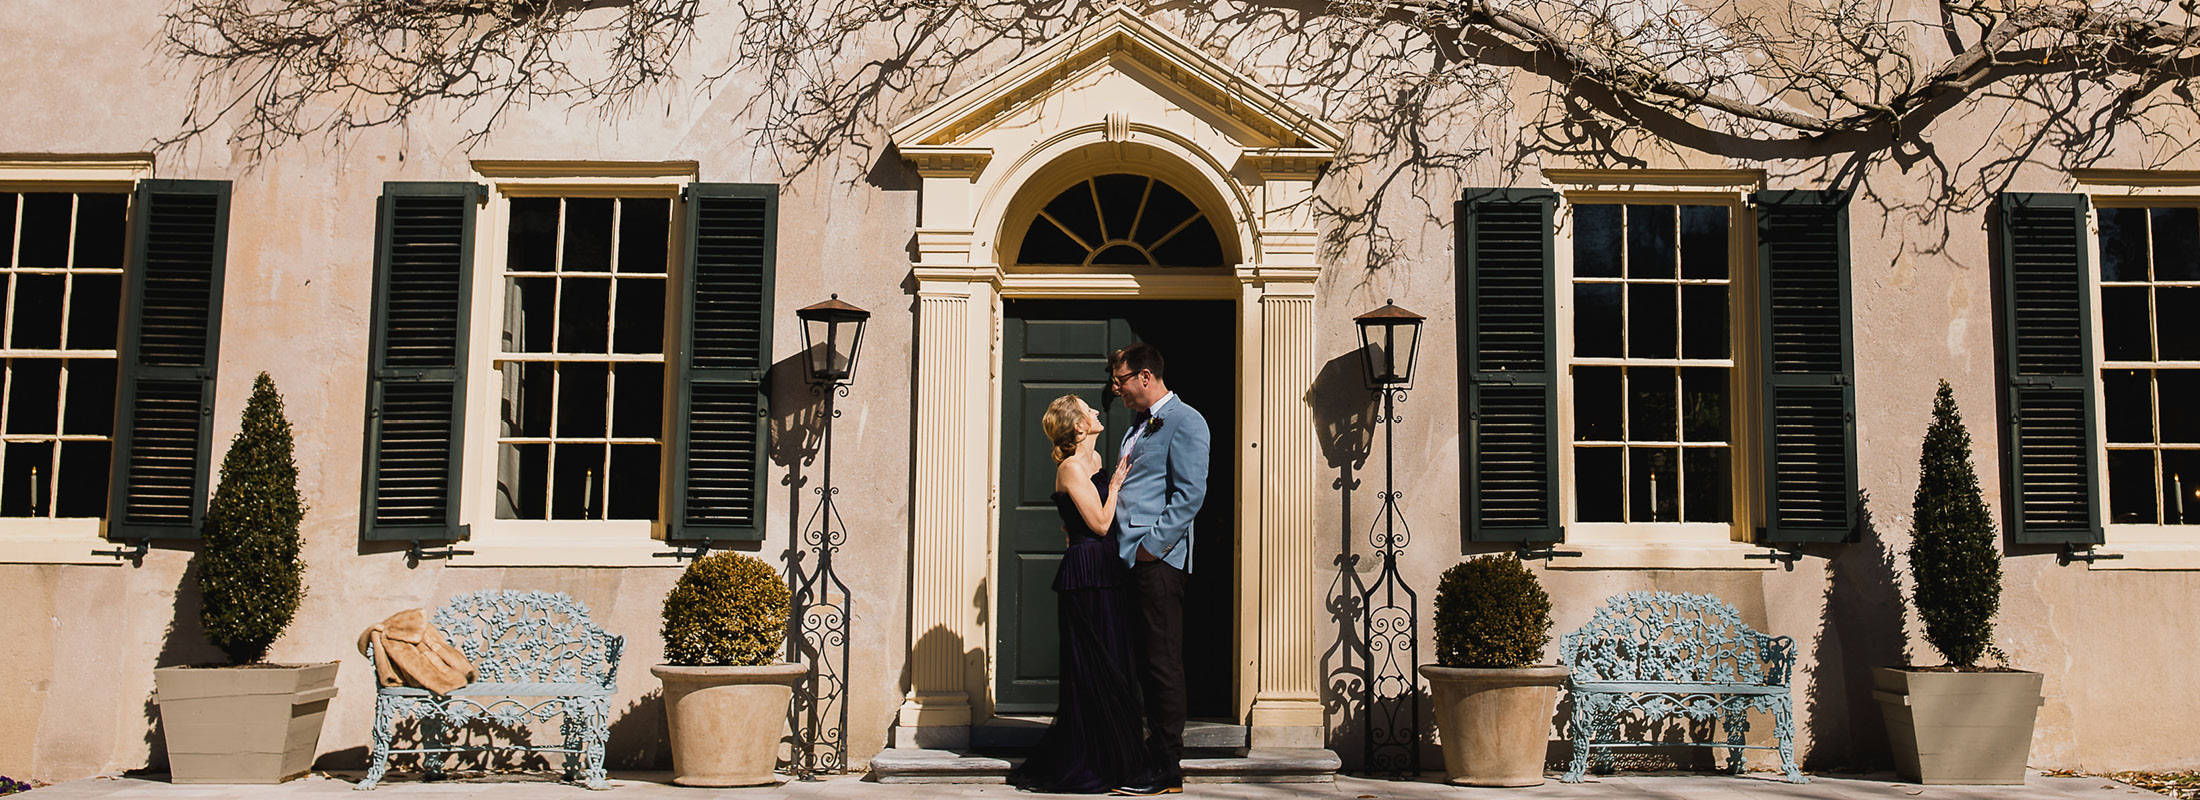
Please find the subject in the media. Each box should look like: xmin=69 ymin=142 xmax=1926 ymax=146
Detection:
xmin=0 ymin=156 xmax=154 ymax=564
xmin=891 ymin=6 xmax=1334 ymax=745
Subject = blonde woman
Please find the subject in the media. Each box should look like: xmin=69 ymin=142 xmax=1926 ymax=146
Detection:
xmin=1007 ymin=394 xmax=1152 ymax=794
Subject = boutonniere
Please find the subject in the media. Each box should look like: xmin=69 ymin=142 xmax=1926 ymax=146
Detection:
xmin=1145 ymin=416 xmax=1164 ymax=436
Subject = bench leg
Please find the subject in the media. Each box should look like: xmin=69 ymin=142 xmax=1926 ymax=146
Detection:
xmin=574 ymin=696 xmax=611 ymax=790
xmin=1563 ymin=694 xmax=1597 ymax=782
xmin=1772 ymin=700 xmax=1807 ymax=783
xmin=1720 ymin=703 xmax=1750 ymax=775
xmin=358 ymin=694 xmax=398 ymax=790
xmin=422 ymin=713 xmax=450 ymax=780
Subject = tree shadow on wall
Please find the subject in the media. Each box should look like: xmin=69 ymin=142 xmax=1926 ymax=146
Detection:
xmin=1309 ymin=350 xmax=1375 ymax=769
xmin=1803 ymin=489 xmax=1906 ymax=770
xmin=134 ymin=553 xmax=225 ymax=776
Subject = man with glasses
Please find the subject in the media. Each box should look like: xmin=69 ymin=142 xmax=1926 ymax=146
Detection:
xmin=1104 ymin=343 xmax=1210 ymax=796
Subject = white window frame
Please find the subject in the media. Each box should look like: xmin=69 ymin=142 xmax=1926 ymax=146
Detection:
xmin=2078 ymin=169 xmax=2200 ymax=569
xmin=1547 ymin=171 xmax=1772 ymax=568
xmin=0 ymin=155 xmax=152 ymax=564
xmin=455 ymin=161 xmax=697 ymax=567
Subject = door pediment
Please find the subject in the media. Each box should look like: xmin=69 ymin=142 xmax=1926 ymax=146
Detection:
xmin=892 ymin=7 xmax=1342 ymax=155
xmin=896 ymin=6 xmax=1335 ymax=274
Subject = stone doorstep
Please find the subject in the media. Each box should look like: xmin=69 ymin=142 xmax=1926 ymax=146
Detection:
xmin=868 ymin=748 xmax=1342 ymax=785
xmin=975 ymin=717 xmax=1250 ymax=750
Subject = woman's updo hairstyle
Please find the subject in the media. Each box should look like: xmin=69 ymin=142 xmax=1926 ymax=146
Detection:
xmin=1041 ymin=395 xmax=1088 ymax=463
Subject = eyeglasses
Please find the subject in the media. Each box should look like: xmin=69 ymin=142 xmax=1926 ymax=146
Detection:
xmin=1109 ymin=370 xmax=1139 ymax=387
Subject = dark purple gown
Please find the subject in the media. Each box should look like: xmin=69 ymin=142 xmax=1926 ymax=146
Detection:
xmin=1007 ymin=471 xmax=1153 ymax=794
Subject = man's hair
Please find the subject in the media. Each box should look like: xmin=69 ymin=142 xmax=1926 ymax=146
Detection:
xmin=1114 ymin=342 xmax=1166 ymax=381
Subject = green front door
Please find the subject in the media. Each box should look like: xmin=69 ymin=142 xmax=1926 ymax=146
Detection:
xmin=997 ymin=299 xmax=1236 ymax=716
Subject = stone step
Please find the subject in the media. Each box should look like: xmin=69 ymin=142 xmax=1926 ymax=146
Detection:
xmin=973 ymin=716 xmax=1249 ymax=750
xmin=869 ymin=748 xmax=1341 ymax=785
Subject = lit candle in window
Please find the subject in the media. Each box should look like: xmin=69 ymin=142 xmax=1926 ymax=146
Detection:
xmin=585 ymin=468 xmax=599 ymax=519
xmin=29 ymin=466 xmax=41 ymax=518
xmin=2176 ymin=473 xmax=2186 ymax=524
xmin=1649 ymin=472 xmax=1659 ymax=521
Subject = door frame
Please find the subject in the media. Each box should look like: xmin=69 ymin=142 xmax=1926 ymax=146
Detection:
xmin=899 ymin=146 xmax=1330 ymax=751
xmin=990 ymin=297 xmax=1243 ymax=716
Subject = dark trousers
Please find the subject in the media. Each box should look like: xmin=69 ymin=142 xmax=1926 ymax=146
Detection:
xmin=1130 ymin=559 xmax=1188 ymax=780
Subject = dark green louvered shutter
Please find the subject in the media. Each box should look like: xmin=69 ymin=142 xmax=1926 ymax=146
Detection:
xmin=1754 ymin=190 xmax=1859 ymax=542
xmin=1459 ymin=189 xmax=1563 ymax=542
xmin=108 ymin=180 xmax=230 ymax=539
xmin=361 ymin=182 xmax=480 ymax=542
xmin=1994 ymin=193 xmax=2102 ymax=545
xmin=670 ymin=184 xmax=776 ymax=543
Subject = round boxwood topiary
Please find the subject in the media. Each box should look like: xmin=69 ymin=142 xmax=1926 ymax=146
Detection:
xmin=661 ymin=551 xmax=791 ymax=667
xmin=1433 ymin=554 xmax=1553 ymax=669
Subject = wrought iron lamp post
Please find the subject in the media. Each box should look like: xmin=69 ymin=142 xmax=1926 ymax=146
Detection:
xmin=791 ymin=294 xmax=868 ymax=777
xmin=1355 ymin=300 xmax=1424 ymax=777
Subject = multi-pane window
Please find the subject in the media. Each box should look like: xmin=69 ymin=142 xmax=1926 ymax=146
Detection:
xmin=2 ymin=192 xmax=125 ymax=519
xmin=1571 ymin=203 xmax=1733 ymax=523
xmin=495 ymin=196 xmax=669 ymax=521
xmin=2099 ymin=205 xmax=2200 ymax=525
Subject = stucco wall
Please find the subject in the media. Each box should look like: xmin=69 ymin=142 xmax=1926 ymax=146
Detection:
xmin=2 ymin=0 xmax=2197 ymax=784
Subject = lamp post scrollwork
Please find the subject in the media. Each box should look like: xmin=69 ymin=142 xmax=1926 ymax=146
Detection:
xmin=789 ymin=295 xmax=867 ymax=778
xmin=1355 ymin=300 xmax=1424 ymax=778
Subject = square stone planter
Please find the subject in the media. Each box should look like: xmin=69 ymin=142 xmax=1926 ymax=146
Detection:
xmin=154 ymin=661 xmax=339 ymax=784
xmin=1872 ymin=667 xmax=2043 ymax=785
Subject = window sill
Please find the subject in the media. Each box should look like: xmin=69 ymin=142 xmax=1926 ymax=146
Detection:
xmin=2088 ymin=527 xmax=2200 ymax=570
xmin=1550 ymin=524 xmax=1774 ymax=570
xmin=0 ymin=520 xmax=126 ymax=565
xmin=447 ymin=521 xmax=683 ymax=568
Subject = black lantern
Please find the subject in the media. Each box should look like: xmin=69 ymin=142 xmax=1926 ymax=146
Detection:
xmin=797 ymin=294 xmax=870 ymax=386
xmin=1355 ymin=300 xmax=1424 ymax=389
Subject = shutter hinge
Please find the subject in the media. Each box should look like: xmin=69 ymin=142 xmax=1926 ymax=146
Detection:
xmin=1745 ymin=542 xmax=1805 ymax=569
xmin=2057 ymin=545 xmax=2125 ymax=566
xmin=91 ymin=538 xmax=150 ymax=564
xmin=1516 ymin=543 xmax=1581 ymax=561
xmin=655 ymin=538 xmax=723 ymax=562
xmin=406 ymin=540 xmax=474 ymax=566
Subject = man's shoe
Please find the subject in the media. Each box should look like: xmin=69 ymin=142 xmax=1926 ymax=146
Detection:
xmin=1110 ymin=780 xmax=1183 ymax=796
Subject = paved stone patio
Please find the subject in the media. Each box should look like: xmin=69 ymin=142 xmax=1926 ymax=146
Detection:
xmin=18 ymin=771 xmax=2173 ymax=799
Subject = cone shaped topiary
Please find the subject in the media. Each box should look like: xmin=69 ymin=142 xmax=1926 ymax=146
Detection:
xmin=1908 ymin=380 xmax=2003 ymax=668
xmin=198 ymin=372 xmax=307 ymax=665
xmin=662 ymin=551 xmax=791 ymax=667
xmin=1433 ymin=554 xmax=1553 ymax=669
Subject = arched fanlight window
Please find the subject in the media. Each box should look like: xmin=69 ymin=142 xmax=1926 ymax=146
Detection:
xmin=1015 ymin=174 xmax=1226 ymax=267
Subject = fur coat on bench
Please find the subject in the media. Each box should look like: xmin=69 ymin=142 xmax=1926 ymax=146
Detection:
xmin=357 ymin=609 xmax=477 ymax=695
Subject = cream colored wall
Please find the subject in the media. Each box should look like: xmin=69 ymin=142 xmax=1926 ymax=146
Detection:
xmin=2 ymin=0 xmax=2198 ymax=783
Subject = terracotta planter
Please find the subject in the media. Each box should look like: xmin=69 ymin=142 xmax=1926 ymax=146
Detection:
xmin=1420 ymin=664 xmax=1569 ymax=786
xmin=653 ymin=662 xmax=808 ymax=786
xmin=1873 ymin=667 xmax=2044 ymax=785
xmin=153 ymin=661 xmax=339 ymax=784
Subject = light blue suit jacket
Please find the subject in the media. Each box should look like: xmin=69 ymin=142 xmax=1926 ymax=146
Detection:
xmin=1114 ymin=394 xmax=1211 ymax=572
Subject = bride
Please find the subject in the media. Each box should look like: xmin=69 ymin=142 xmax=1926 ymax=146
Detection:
xmin=1007 ymin=394 xmax=1154 ymax=794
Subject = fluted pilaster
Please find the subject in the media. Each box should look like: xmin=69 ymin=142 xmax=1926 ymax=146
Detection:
xmin=1248 ymin=280 xmax=1323 ymax=746
xmin=901 ymin=286 xmax=977 ymax=740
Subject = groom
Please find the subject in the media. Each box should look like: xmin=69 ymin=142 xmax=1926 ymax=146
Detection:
xmin=1106 ymin=343 xmax=1210 ymax=796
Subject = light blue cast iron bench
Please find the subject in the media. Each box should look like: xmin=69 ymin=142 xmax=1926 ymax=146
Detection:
xmin=359 ymin=590 xmax=625 ymax=790
xmin=1560 ymin=591 xmax=1806 ymax=783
